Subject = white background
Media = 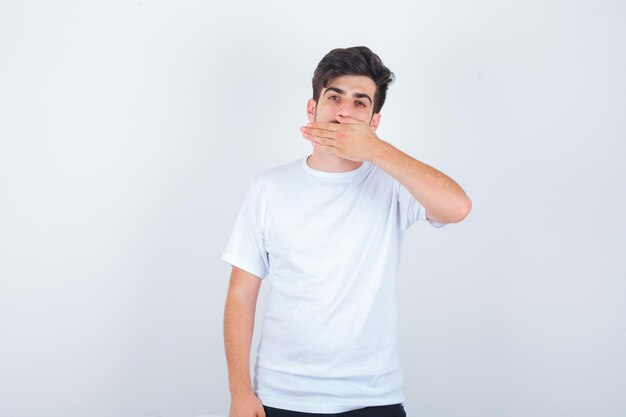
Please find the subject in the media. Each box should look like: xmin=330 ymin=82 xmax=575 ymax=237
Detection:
xmin=1 ymin=1 xmax=625 ymax=416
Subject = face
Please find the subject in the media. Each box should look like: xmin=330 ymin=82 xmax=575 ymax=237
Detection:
xmin=307 ymin=75 xmax=381 ymax=130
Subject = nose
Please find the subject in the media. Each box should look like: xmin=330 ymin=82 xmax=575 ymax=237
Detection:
xmin=336 ymin=103 xmax=352 ymax=118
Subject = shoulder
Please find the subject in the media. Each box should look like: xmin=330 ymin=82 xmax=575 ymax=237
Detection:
xmin=366 ymin=162 xmax=400 ymax=191
xmin=251 ymin=157 xmax=305 ymax=190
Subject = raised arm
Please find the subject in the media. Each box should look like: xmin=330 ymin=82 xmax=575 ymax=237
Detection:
xmin=224 ymin=266 xmax=266 ymax=417
xmin=371 ymin=141 xmax=471 ymax=224
xmin=301 ymin=115 xmax=472 ymax=224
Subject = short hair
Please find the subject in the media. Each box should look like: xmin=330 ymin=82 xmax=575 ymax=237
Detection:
xmin=312 ymin=46 xmax=395 ymax=114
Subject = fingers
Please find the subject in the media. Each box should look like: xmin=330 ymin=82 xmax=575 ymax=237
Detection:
xmin=300 ymin=115 xmax=364 ymax=133
xmin=336 ymin=115 xmax=366 ymax=124
xmin=302 ymin=129 xmax=339 ymax=147
xmin=305 ymin=121 xmax=341 ymax=131
xmin=301 ymin=127 xmax=337 ymax=141
xmin=302 ymin=133 xmax=336 ymax=149
xmin=310 ymin=141 xmax=338 ymax=155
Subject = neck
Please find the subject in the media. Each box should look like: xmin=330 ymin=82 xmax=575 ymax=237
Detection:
xmin=306 ymin=150 xmax=363 ymax=173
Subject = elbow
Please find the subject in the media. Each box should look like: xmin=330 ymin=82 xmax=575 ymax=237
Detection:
xmin=426 ymin=195 xmax=472 ymax=224
xmin=444 ymin=195 xmax=472 ymax=224
xmin=455 ymin=195 xmax=472 ymax=223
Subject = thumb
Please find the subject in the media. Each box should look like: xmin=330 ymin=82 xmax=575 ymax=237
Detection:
xmin=256 ymin=399 xmax=266 ymax=417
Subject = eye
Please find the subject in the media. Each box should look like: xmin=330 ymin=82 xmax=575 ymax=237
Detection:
xmin=356 ymin=101 xmax=366 ymax=107
xmin=329 ymin=95 xmax=340 ymax=101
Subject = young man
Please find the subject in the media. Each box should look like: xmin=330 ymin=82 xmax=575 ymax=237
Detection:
xmin=222 ymin=46 xmax=471 ymax=417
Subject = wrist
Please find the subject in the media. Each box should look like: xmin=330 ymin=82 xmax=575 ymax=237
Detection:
xmin=370 ymin=139 xmax=393 ymax=165
xmin=229 ymin=384 xmax=255 ymax=398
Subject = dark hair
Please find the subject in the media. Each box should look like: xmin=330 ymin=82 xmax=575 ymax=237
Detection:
xmin=312 ymin=46 xmax=395 ymax=114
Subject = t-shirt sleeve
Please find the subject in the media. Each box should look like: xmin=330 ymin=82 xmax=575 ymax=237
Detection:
xmin=221 ymin=178 xmax=269 ymax=279
xmin=395 ymin=180 xmax=447 ymax=230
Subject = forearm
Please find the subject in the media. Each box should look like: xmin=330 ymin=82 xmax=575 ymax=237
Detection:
xmin=372 ymin=140 xmax=471 ymax=224
xmin=223 ymin=290 xmax=257 ymax=396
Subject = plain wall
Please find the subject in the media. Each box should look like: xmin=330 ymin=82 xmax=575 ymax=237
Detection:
xmin=1 ymin=1 xmax=624 ymax=416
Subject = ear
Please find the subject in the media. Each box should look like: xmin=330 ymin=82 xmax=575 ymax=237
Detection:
xmin=370 ymin=112 xmax=381 ymax=131
xmin=307 ymin=99 xmax=316 ymax=122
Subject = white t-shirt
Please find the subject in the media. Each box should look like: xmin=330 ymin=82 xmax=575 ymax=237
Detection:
xmin=222 ymin=156 xmax=445 ymax=413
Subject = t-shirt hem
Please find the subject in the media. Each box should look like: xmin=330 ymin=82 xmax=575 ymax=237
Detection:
xmin=257 ymin=392 xmax=405 ymax=414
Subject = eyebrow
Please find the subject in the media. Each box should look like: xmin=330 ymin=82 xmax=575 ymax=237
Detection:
xmin=325 ymin=87 xmax=373 ymax=105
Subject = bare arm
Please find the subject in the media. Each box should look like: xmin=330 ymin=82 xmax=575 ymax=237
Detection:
xmin=372 ymin=141 xmax=472 ymax=224
xmin=301 ymin=116 xmax=472 ymax=224
xmin=224 ymin=266 xmax=265 ymax=417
